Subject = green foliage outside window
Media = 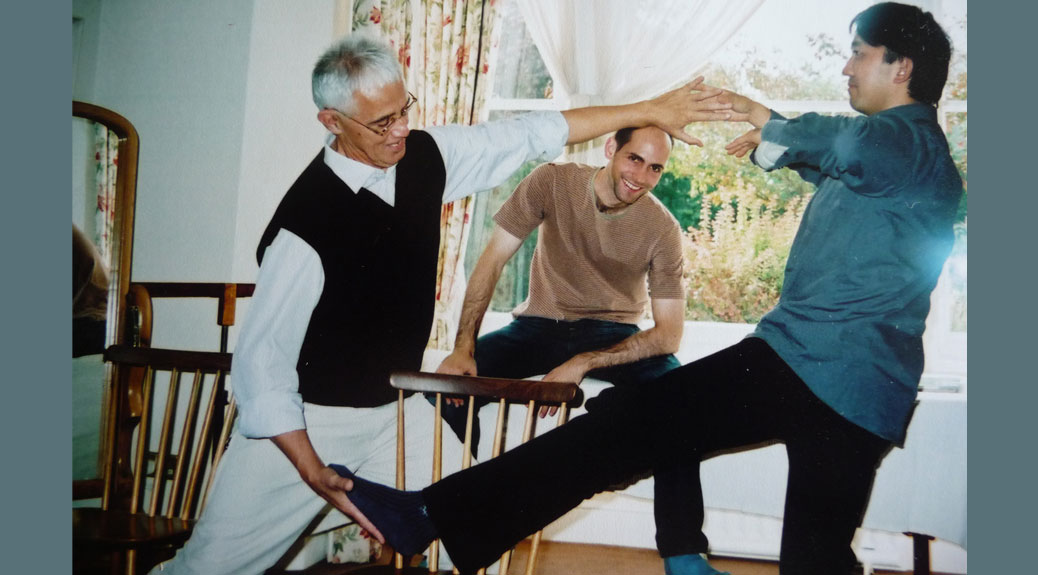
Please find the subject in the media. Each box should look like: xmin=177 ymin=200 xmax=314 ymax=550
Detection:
xmin=655 ymin=119 xmax=813 ymax=323
xmin=661 ymin=122 xmax=811 ymax=323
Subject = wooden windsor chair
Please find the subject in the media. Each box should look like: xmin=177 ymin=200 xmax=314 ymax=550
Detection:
xmin=73 ymin=345 xmax=237 ymax=575
xmin=372 ymin=370 xmax=584 ymax=575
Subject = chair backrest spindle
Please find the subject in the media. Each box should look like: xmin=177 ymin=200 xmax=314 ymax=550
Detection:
xmin=128 ymin=366 xmax=155 ymax=514
xmin=147 ymin=366 xmax=180 ymax=516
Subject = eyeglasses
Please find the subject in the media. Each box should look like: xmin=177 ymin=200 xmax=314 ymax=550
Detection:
xmin=334 ymin=91 xmax=417 ymax=137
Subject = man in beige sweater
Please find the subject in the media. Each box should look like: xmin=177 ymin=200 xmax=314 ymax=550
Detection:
xmin=437 ymin=126 xmax=725 ymax=575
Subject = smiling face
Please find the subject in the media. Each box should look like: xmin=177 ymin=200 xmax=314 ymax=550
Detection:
xmin=597 ymin=127 xmax=672 ymax=210
xmin=318 ymin=81 xmax=412 ymax=169
xmin=842 ymin=34 xmax=910 ymax=116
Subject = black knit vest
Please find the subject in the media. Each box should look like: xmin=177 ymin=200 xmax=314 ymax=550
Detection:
xmin=256 ymin=131 xmax=446 ymax=406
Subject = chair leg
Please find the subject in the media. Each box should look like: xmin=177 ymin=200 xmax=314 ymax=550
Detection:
xmin=521 ymin=404 xmax=571 ymax=575
xmin=523 ymin=532 xmax=544 ymax=575
xmin=429 ymin=394 xmax=444 ymax=573
xmin=498 ymin=549 xmax=513 ymax=575
xmin=125 ymin=548 xmax=136 ymax=575
xmin=906 ymin=532 xmax=934 ymax=575
xmin=396 ymin=391 xmax=407 ymax=572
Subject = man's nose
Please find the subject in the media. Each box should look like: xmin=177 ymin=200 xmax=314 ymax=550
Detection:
xmin=389 ymin=116 xmax=410 ymax=137
xmin=635 ymin=163 xmax=653 ymax=181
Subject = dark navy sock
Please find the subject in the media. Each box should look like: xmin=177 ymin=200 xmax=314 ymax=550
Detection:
xmin=328 ymin=464 xmax=438 ymax=556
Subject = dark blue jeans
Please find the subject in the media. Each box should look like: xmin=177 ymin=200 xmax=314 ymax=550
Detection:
xmin=435 ymin=316 xmax=706 ymax=557
xmin=436 ymin=317 xmax=680 ymax=443
xmin=474 ymin=316 xmax=680 ymax=384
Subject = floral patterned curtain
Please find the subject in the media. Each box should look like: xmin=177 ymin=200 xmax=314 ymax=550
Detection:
xmin=93 ymin=124 xmax=120 ymax=269
xmin=352 ymin=0 xmax=496 ymax=350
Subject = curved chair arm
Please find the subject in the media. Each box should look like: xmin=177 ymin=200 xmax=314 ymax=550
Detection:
xmin=390 ymin=371 xmax=584 ymax=407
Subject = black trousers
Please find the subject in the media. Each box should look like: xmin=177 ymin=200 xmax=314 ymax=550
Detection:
xmin=437 ymin=316 xmax=704 ymax=555
xmin=422 ymin=338 xmax=892 ymax=575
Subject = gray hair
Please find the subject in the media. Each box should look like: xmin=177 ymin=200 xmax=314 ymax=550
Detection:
xmin=312 ymin=32 xmax=404 ymax=115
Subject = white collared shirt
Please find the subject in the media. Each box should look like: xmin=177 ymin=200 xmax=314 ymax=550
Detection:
xmin=233 ymin=111 xmax=568 ymax=438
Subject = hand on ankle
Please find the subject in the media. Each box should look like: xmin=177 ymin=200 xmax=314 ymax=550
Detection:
xmin=328 ymin=464 xmax=439 ymax=557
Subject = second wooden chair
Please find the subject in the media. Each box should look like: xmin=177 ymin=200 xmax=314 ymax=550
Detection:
xmin=73 ymin=345 xmax=237 ymax=575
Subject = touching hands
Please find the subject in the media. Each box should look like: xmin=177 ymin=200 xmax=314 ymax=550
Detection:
xmin=716 ymin=89 xmax=754 ymax=115
xmin=716 ymin=89 xmax=772 ymax=128
xmin=649 ymin=77 xmax=750 ymax=147
xmin=650 ymin=81 xmax=769 ymax=157
xmin=712 ymin=88 xmax=770 ymax=157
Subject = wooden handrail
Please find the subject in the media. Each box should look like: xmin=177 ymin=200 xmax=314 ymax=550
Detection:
xmin=105 ymin=345 xmax=232 ymax=372
xmin=129 ymin=282 xmax=256 ymax=299
xmin=132 ymin=282 xmax=255 ymax=328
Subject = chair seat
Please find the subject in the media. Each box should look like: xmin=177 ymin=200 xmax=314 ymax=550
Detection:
xmin=73 ymin=508 xmax=194 ymax=548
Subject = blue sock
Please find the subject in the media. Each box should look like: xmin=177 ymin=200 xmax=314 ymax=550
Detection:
xmin=663 ymin=554 xmax=730 ymax=575
xmin=328 ymin=464 xmax=438 ymax=556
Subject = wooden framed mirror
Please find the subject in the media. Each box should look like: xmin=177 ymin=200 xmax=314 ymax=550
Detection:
xmin=72 ymin=101 xmax=139 ymax=498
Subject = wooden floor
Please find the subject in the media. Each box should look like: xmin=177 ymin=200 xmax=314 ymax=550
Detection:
xmin=266 ymin=539 xmax=950 ymax=575
xmin=507 ymin=541 xmax=774 ymax=575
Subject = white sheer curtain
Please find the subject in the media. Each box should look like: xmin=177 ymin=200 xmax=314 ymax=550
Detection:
xmin=519 ymin=0 xmax=764 ymax=160
xmin=520 ymin=0 xmax=764 ymax=106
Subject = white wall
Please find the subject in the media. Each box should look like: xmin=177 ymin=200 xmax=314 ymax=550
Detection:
xmin=231 ymin=1 xmax=338 ymax=281
xmin=76 ymin=0 xmax=251 ymax=282
xmin=72 ymin=0 xmax=102 ymax=100
xmin=72 ymin=0 xmax=339 ymax=348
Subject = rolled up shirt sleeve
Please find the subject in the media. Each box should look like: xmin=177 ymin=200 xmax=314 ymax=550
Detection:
xmin=755 ymin=109 xmax=916 ymax=195
xmin=752 ymin=110 xmax=790 ymax=171
xmin=752 ymin=139 xmax=789 ymax=171
xmin=232 ymin=229 xmax=324 ymax=438
xmin=429 ymin=111 xmax=569 ymax=204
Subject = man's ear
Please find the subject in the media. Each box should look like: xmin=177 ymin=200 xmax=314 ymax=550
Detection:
xmin=894 ymin=58 xmax=914 ymax=85
xmin=604 ymin=136 xmax=617 ymax=160
xmin=317 ymin=109 xmax=344 ymax=135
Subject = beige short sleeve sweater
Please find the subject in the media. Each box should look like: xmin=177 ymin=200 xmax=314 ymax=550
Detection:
xmin=494 ymin=162 xmax=685 ymax=325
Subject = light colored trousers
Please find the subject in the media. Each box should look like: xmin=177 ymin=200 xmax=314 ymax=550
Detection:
xmin=151 ymin=395 xmax=467 ymax=575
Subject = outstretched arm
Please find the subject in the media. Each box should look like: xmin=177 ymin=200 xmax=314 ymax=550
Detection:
xmin=562 ymin=77 xmax=743 ymax=147
xmin=717 ymin=89 xmax=772 ymax=129
xmin=437 ymin=226 xmax=525 ymax=377
xmin=537 ymin=298 xmax=684 ymax=417
xmin=271 ymin=429 xmax=385 ymax=544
